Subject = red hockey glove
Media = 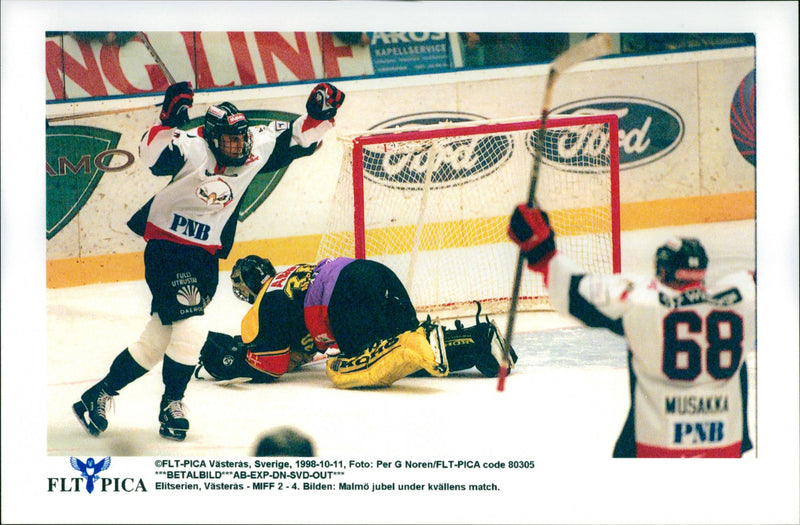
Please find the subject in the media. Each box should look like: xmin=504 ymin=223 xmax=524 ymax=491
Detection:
xmin=306 ymin=82 xmax=345 ymax=121
xmin=507 ymin=203 xmax=556 ymax=272
xmin=159 ymin=81 xmax=194 ymax=127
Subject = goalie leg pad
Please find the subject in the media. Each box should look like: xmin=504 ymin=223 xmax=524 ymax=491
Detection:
xmin=401 ymin=327 xmax=448 ymax=377
xmin=473 ymin=320 xmax=517 ymax=378
xmin=438 ymin=319 xmax=518 ymax=377
xmin=441 ymin=324 xmax=481 ymax=372
xmin=421 ymin=316 xmax=449 ymax=373
xmin=326 ymin=327 xmax=448 ymax=389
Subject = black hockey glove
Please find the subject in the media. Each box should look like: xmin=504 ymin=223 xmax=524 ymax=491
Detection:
xmin=196 ymin=332 xmax=253 ymax=381
xmin=508 ymin=203 xmax=556 ymax=271
xmin=306 ymin=82 xmax=345 ymax=121
xmin=159 ymin=81 xmax=194 ymax=128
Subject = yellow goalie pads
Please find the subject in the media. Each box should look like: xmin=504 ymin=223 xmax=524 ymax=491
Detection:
xmin=326 ymin=327 xmax=448 ymax=388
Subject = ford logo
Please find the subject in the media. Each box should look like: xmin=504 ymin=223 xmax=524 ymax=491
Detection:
xmin=548 ymin=97 xmax=685 ymax=170
xmin=365 ymin=112 xmax=513 ymax=189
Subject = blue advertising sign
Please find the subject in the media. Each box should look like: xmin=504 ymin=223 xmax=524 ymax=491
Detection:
xmin=369 ymin=32 xmax=453 ymax=75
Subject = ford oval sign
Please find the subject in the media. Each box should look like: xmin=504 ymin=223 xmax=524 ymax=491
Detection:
xmin=549 ymin=97 xmax=685 ymax=170
xmin=365 ymin=112 xmax=513 ymax=189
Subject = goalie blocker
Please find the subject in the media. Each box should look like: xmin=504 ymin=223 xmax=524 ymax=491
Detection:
xmin=195 ymin=302 xmax=516 ymax=385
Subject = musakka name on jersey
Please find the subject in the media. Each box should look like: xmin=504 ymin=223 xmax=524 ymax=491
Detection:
xmin=658 ymin=288 xmax=708 ymax=308
xmin=658 ymin=287 xmax=743 ymax=309
xmin=665 ymin=395 xmax=729 ymax=415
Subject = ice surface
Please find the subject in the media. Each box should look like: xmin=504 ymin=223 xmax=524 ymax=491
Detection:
xmin=46 ymin=221 xmax=756 ymax=458
xmin=8 ymin=220 xmax=786 ymax=525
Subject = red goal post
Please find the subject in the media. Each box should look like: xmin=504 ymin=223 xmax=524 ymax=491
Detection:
xmin=317 ymin=114 xmax=620 ymax=317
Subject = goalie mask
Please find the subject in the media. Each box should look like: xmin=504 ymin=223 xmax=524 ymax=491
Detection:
xmin=231 ymin=255 xmax=277 ymax=304
xmin=203 ymin=102 xmax=253 ymax=167
xmin=655 ymin=237 xmax=708 ymax=288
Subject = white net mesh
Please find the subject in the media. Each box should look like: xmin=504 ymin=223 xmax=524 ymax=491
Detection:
xmin=317 ymin=115 xmax=619 ymax=317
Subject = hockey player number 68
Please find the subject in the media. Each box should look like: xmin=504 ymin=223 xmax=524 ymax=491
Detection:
xmin=662 ymin=311 xmax=744 ymax=381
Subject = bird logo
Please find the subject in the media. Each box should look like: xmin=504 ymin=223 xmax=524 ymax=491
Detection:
xmin=69 ymin=456 xmax=111 ymax=493
xmin=196 ymin=177 xmax=233 ymax=207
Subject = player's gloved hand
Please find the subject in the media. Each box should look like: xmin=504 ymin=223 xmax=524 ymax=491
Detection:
xmin=196 ymin=332 xmax=253 ymax=381
xmin=306 ymin=82 xmax=345 ymax=121
xmin=507 ymin=203 xmax=556 ymax=272
xmin=159 ymin=81 xmax=194 ymax=128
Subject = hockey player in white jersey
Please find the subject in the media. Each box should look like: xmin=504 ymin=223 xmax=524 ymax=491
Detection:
xmin=73 ymin=81 xmax=344 ymax=441
xmin=507 ymin=203 xmax=755 ymax=458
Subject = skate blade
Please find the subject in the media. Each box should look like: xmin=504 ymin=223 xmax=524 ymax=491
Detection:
xmin=72 ymin=402 xmax=101 ymax=437
xmin=159 ymin=427 xmax=187 ymax=441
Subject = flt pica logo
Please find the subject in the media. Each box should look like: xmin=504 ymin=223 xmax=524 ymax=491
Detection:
xmin=70 ymin=456 xmax=110 ymax=493
xmin=47 ymin=457 xmax=147 ymax=493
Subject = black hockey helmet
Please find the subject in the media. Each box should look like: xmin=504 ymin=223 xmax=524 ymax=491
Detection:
xmin=655 ymin=237 xmax=708 ymax=287
xmin=231 ymin=255 xmax=277 ymax=304
xmin=203 ymin=102 xmax=252 ymax=166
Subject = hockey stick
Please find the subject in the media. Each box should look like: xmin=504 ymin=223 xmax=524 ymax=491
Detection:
xmin=497 ymin=33 xmax=614 ymax=391
xmin=47 ymin=33 xmax=176 ymax=124
xmin=47 ymin=104 xmax=158 ymax=124
xmin=137 ymin=31 xmax=176 ymax=84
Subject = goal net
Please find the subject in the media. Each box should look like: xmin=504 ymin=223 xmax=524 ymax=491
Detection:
xmin=316 ymin=114 xmax=620 ymax=317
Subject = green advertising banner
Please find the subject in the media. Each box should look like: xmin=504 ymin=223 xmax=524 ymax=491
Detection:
xmin=46 ymin=125 xmax=124 ymax=239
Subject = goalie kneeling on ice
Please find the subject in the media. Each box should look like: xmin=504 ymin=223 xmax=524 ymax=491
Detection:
xmin=195 ymin=303 xmax=517 ymax=386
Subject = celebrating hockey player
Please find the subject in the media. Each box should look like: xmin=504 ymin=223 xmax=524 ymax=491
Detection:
xmin=195 ymin=255 xmax=516 ymax=388
xmin=73 ymin=81 xmax=345 ymax=441
xmin=507 ymin=203 xmax=755 ymax=458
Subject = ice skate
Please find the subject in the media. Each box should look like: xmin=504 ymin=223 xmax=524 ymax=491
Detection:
xmin=159 ymin=396 xmax=189 ymax=441
xmin=72 ymin=382 xmax=115 ymax=437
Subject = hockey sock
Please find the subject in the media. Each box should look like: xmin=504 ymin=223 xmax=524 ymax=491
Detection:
xmin=102 ymin=348 xmax=150 ymax=393
xmin=162 ymin=355 xmax=196 ymax=401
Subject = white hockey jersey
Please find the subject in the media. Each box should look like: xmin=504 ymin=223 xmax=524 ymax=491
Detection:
xmin=545 ymin=253 xmax=756 ymax=458
xmin=131 ymin=115 xmax=332 ymax=257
